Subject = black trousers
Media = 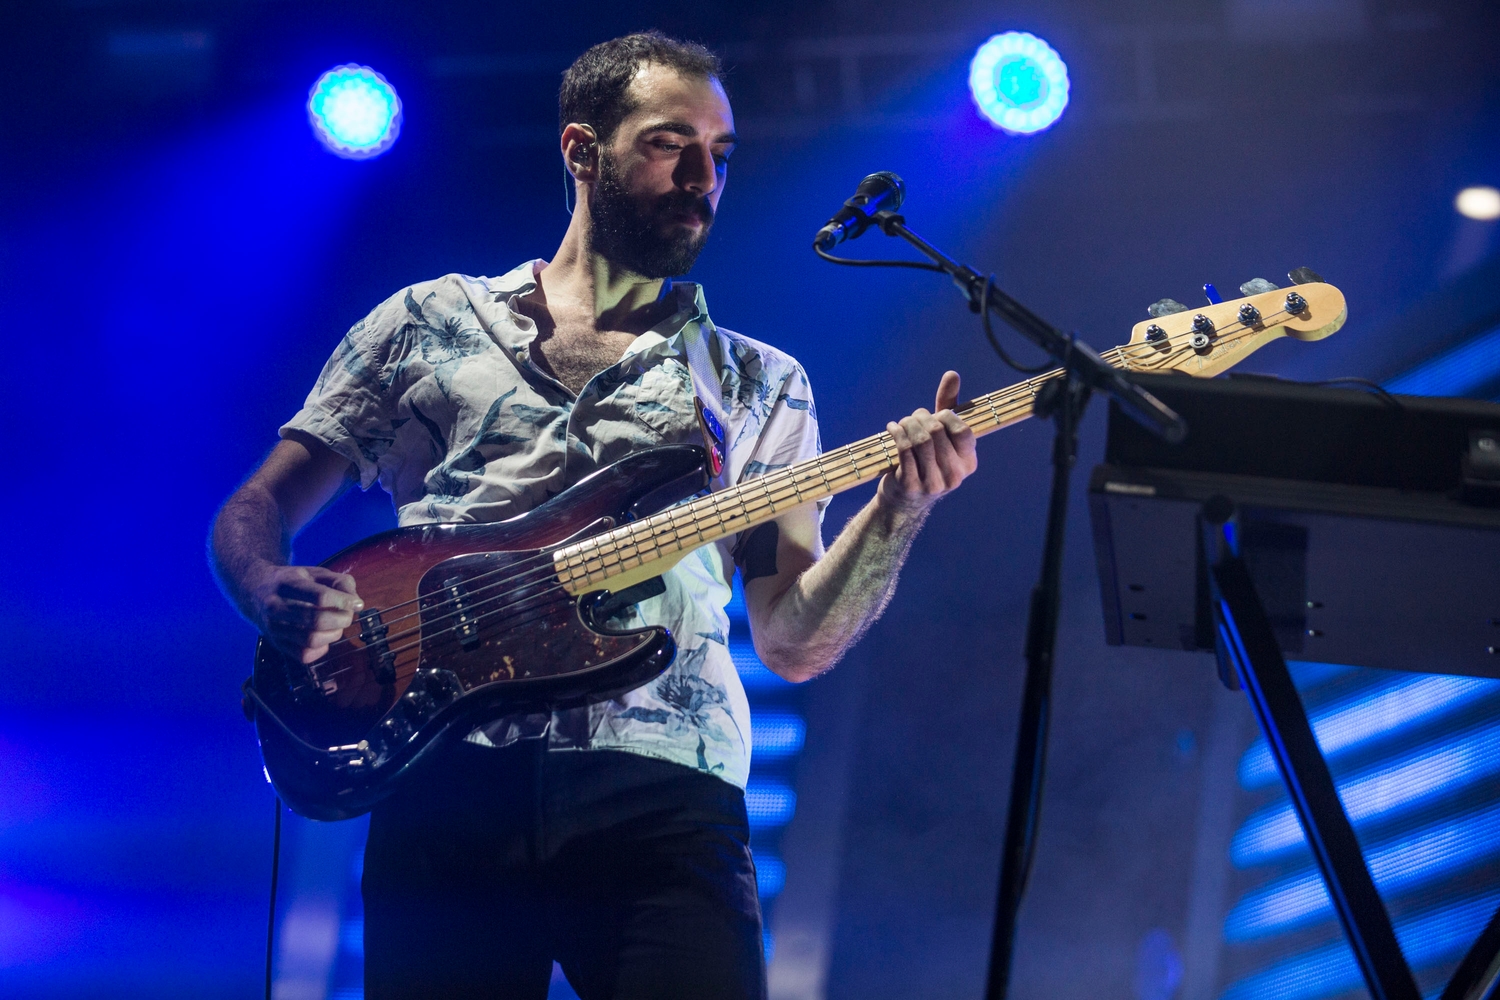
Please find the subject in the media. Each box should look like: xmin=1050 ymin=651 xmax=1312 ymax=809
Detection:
xmin=362 ymin=739 xmax=766 ymax=999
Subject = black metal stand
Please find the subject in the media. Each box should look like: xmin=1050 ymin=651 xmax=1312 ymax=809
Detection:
xmin=983 ymin=372 xmax=1091 ymax=999
xmin=850 ymin=211 xmax=1186 ymax=1000
xmin=1443 ymin=905 xmax=1500 ymax=1000
xmin=1201 ymin=501 xmax=1422 ymax=1000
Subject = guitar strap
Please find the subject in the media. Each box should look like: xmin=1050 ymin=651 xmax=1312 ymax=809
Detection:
xmin=680 ymin=318 xmax=730 ymax=492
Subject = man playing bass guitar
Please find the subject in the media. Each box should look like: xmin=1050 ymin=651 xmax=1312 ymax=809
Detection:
xmin=211 ymin=31 xmax=976 ymax=1000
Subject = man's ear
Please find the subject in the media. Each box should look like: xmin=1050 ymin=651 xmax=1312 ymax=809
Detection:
xmin=562 ymin=123 xmax=598 ymax=181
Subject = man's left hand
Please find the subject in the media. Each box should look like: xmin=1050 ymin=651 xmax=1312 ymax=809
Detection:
xmin=878 ymin=370 xmax=978 ymax=512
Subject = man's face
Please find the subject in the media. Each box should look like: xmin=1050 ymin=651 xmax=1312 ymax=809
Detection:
xmin=586 ymin=63 xmax=737 ymax=279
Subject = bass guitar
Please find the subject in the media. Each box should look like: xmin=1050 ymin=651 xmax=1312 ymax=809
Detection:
xmin=246 ymin=278 xmax=1347 ymax=819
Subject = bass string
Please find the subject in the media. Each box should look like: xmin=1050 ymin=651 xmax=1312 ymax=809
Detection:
xmin=313 ymin=345 xmax=1157 ymax=684
xmin=314 ymin=587 xmax=580 ymax=684
xmin=313 ymin=449 xmax=846 ymax=677
xmin=315 ymin=325 xmax=1242 ymax=676
xmin=314 ymin=418 xmax=903 ymax=658
xmin=307 ymin=314 xmax=1307 ymax=696
xmin=554 ymin=320 xmax=1280 ymax=585
xmin=312 ymin=460 xmax=841 ymax=677
xmin=315 ymin=462 xmax=852 ymax=681
xmin=308 ymin=318 xmax=1283 ymax=675
xmin=322 ymin=317 xmax=1268 ymax=672
xmin=561 ymin=434 xmax=905 ymax=583
xmin=318 ymin=431 xmax=914 ymax=682
xmin=314 ymin=448 xmax=863 ymax=672
xmin=313 ymin=436 xmax=919 ymax=681
xmin=350 ymin=314 xmax=1274 ymax=640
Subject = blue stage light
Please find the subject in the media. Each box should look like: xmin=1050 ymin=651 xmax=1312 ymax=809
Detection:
xmin=968 ymin=32 xmax=1070 ymax=135
xmin=1226 ymin=801 xmax=1500 ymax=940
xmin=1287 ymin=660 xmax=1357 ymax=690
xmin=730 ymin=641 xmax=794 ymax=690
xmin=1219 ymin=892 xmax=1500 ymax=1000
xmin=308 ymin=64 xmax=402 ymax=160
xmin=755 ymin=854 xmax=788 ymax=898
xmin=1231 ymin=722 xmax=1500 ymax=867
xmin=1239 ymin=673 xmax=1499 ymax=790
xmin=340 ymin=917 xmax=364 ymax=958
xmin=745 ymin=779 xmax=797 ymax=830
xmin=1385 ymin=322 xmax=1500 ymax=398
xmin=752 ymin=711 xmax=807 ymax=760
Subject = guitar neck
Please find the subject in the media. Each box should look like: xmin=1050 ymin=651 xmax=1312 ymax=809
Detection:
xmin=551 ymin=348 xmax=1126 ymax=595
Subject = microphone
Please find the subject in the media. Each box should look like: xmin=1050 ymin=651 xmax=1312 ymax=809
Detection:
xmin=813 ymin=172 xmax=905 ymax=250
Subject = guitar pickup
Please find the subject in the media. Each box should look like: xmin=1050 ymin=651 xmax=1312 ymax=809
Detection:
xmin=358 ymin=608 xmax=398 ymax=684
xmin=443 ymin=577 xmax=482 ymax=652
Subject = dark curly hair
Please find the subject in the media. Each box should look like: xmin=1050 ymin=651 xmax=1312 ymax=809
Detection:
xmin=559 ymin=32 xmax=724 ymax=145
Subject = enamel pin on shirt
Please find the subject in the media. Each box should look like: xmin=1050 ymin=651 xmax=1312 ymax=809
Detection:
xmin=695 ymin=396 xmax=727 ymax=480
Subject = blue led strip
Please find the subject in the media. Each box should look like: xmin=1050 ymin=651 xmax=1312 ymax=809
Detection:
xmin=1286 ymin=660 xmax=1359 ymax=690
xmin=1231 ymin=720 xmax=1500 ymax=867
xmin=756 ymin=854 xmax=788 ymax=898
xmin=732 ymin=643 xmax=794 ymax=691
xmin=1239 ymin=674 xmax=1499 ymax=790
xmin=745 ymin=778 xmax=797 ymax=830
xmin=1220 ymin=893 xmax=1500 ymax=1000
xmin=751 ymin=710 xmax=807 ymax=761
xmin=1227 ymin=801 xmax=1500 ymax=940
xmin=1384 ymin=322 xmax=1500 ymax=398
xmin=727 ymin=571 xmax=806 ymax=975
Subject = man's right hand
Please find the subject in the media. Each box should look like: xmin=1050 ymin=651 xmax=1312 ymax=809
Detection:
xmin=249 ymin=564 xmax=364 ymax=665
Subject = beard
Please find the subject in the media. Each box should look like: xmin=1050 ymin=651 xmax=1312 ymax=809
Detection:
xmin=587 ymin=152 xmax=715 ymax=279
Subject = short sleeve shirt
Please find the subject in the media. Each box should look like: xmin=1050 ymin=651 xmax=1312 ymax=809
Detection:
xmin=280 ymin=260 xmax=824 ymax=789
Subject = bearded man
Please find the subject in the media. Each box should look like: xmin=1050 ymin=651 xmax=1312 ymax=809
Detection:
xmin=211 ymin=31 xmax=976 ymax=1000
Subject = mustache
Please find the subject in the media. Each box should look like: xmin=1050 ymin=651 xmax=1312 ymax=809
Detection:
xmin=652 ymin=189 xmax=714 ymax=224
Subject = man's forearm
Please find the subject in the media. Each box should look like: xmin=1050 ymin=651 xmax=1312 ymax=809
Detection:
xmin=754 ymin=493 xmax=932 ymax=682
xmin=210 ymin=484 xmax=290 ymax=624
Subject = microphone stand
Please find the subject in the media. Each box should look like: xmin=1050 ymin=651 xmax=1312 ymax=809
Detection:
xmin=863 ymin=211 xmax=1186 ymax=1000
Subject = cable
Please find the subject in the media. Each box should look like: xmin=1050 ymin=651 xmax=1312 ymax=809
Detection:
xmin=266 ymin=796 xmax=282 ymax=1000
xmin=1228 ymin=372 xmax=1406 ymax=410
xmin=980 ymin=276 xmax=1054 ymax=375
xmin=1309 ymin=376 xmax=1405 ymax=408
xmin=814 ymin=246 xmax=1066 ymax=375
xmin=812 ymin=242 xmax=946 ymax=272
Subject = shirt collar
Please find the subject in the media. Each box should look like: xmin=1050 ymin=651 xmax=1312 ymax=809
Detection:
xmin=622 ymin=279 xmax=711 ymax=361
xmin=470 ymin=261 xmax=713 ymax=361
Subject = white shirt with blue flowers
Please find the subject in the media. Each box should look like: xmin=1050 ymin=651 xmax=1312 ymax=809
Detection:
xmin=281 ymin=260 xmax=824 ymax=789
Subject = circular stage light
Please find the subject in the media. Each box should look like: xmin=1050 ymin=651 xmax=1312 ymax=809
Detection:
xmin=308 ymin=64 xmax=402 ymax=159
xmin=1455 ymin=186 xmax=1500 ymax=221
xmin=968 ymin=32 xmax=1070 ymax=135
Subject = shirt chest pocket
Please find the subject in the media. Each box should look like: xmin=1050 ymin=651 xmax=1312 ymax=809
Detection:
xmin=608 ymin=362 xmax=701 ymax=443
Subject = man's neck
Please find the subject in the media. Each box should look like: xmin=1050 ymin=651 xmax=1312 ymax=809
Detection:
xmin=533 ymin=219 xmax=674 ymax=335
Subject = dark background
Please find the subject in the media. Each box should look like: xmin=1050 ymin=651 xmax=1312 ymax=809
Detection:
xmin=2 ymin=0 xmax=1498 ymax=997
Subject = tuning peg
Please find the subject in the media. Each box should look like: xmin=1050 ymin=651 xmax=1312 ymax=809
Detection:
xmin=1239 ymin=278 xmax=1280 ymax=296
xmin=1203 ymin=283 xmax=1224 ymax=304
xmin=1287 ymin=266 xmax=1324 ymax=285
xmin=1148 ymin=298 xmax=1190 ymax=318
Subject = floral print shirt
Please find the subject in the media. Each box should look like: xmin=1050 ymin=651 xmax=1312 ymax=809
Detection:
xmin=281 ymin=260 xmax=824 ymax=788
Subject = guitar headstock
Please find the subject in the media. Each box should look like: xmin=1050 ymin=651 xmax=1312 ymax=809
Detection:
xmin=1120 ymin=279 xmax=1347 ymax=378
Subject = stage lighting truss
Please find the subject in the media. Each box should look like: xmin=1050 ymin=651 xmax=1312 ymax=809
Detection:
xmin=968 ymin=32 xmax=1070 ymax=135
xmin=308 ymin=64 xmax=403 ymax=160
